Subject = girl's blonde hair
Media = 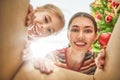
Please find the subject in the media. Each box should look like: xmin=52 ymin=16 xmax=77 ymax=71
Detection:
xmin=35 ymin=4 xmax=65 ymax=31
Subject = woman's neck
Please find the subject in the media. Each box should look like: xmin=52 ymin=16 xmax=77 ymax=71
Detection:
xmin=66 ymin=48 xmax=86 ymax=71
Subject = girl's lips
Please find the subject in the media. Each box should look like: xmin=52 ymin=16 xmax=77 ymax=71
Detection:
xmin=28 ymin=25 xmax=43 ymax=37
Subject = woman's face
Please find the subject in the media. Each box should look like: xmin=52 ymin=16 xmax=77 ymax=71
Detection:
xmin=67 ymin=17 xmax=97 ymax=53
xmin=28 ymin=11 xmax=63 ymax=38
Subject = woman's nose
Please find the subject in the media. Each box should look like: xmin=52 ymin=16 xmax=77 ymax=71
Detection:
xmin=77 ymin=31 xmax=84 ymax=40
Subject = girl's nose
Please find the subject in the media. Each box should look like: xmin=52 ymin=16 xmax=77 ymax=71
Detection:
xmin=40 ymin=24 xmax=50 ymax=35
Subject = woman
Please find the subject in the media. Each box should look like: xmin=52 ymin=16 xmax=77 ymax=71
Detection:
xmin=33 ymin=12 xmax=105 ymax=75
xmin=25 ymin=4 xmax=65 ymax=39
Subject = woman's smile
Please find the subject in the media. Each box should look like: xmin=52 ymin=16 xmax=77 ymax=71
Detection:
xmin=74 ymin=41 xmax=87 ymax=48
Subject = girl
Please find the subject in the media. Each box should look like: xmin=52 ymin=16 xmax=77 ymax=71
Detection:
xmin=26 ymin=4 xmax=65 ymax=39
xmin=22 ymin=4 xmax=65 ymax=63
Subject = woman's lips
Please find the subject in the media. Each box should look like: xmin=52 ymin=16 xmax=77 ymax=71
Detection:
xmin=74 ymin=42 xmax=87 ymax=47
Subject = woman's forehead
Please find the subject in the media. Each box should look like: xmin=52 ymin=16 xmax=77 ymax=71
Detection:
xmin=70 ymin=17 xmax=94 ymax=26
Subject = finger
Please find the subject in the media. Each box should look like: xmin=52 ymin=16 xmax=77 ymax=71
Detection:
xmin=95 ymin=54 xmax=105 ymax=69
xmin=95 ymin=58 xmax=102 ymax=68
xmin=33 ymin=60 xmax=40 ymax=69
xmin=37 ymin=59 xmax=50 ymax=73
xmin=26 ymin=14 xmax=33 ymax=25
xmin=95 ymin=58 xmax=99 ymax=66
xmin=45 ymin=66 xmax=53 ymax=74
xmin=22 ymin=48 xmax=30 ymax=56
xmin=97 ymin=64 xmax=103 ymax=69
xmin=34 ymin=60 xmax=46 ymax=73
xmin=55 ymin=62 xmax=67 ymax=68
xmin=26 ymin=20 xmax=31 ymax=26
xmin=98 ymin=49 xmax=105 ymax=59
xmin=99 ymin=59 xmax=105 ymax=66
xmin=27 ymin=13 xmax=33 ymax=20
xmin=44 ymin=60 xmax=54 ymax=74
xmin=28 ymin=4 xmax=33 ymax=13
xmin=98 ymin=52 xmax=104 ymax=59
xmin=26 ymin=13 xmax=35 ymax=26
xmin=32 ymin=15 xmax=36 ymax=20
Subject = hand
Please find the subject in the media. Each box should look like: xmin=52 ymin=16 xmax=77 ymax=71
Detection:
xmin=33 ymin=58 xmax=54 ymax=74
xmin=25 ymin=4 xmax=35 ymax=27
xmin=55 ymin=61 xmax=67 ymax=69
xmin=22 ymin=40 xmax=33 ymax=61
xmin=95 ymin=48 xmax=106 ymax=69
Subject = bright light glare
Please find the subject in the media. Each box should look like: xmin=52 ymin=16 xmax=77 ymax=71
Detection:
xmin=29 ymin=35 xmax=67 ymax=59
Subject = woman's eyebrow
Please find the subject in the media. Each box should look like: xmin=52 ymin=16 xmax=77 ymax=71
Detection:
xmin=71 ymin=25 xmax=79 ymax=28
xmin=84 ymin=26 xmax=93 ymax=28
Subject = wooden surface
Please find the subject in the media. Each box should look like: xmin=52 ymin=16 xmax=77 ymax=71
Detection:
xmin=0 ymin=0 xmax=29 ymax=80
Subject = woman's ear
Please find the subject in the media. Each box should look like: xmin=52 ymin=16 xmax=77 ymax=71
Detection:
xmin=94 ymin=34 xmax=98 ymax=42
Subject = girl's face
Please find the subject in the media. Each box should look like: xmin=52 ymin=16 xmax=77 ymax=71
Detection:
xmin=67 ymin=17 xmax=97 ymax=53
xmin=28 ymin=11 xmax=63 ymax=38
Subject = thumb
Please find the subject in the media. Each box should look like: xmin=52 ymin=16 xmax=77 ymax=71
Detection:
xmin=55 ymin=61 xmax=67 ymax=68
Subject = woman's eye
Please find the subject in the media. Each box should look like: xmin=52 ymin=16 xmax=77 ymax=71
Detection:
xmin=71 ymin=29 xmax=79 ymax=32
xmin=84 ymin=29 xmax=92 ymax=33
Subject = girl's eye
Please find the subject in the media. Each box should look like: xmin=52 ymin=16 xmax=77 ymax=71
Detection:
xmin=47 ymin=28 xmax=53 ymax=34
xmin=48 ymin=28 xmax=51 ymax=33
xmin=44 ymin=16 xmax=49 ymax=23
